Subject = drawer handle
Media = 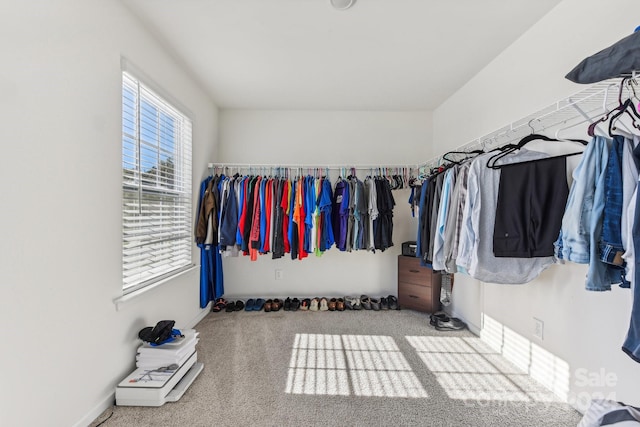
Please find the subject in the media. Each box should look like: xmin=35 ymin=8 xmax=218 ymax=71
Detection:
xmin=409 ymin=269 xmax=420 ymax=273
xmin=409 ymin=295 xmax=420 ymax=299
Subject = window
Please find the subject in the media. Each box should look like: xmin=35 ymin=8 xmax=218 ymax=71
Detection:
xmin=122 ymin=71 xmax=193 ymax=294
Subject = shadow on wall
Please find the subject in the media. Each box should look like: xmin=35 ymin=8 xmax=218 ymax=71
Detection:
xmin=480 ymin=313 xmax=621 ymax=412
xmin=481 ymin=314 xmax=571 ymax=402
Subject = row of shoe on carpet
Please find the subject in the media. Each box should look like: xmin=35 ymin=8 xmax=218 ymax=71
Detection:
xmin=211 ymin=295 xmax=400 ymax=313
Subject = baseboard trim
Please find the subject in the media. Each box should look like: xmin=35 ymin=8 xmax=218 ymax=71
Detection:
xmin=187 ymin=306 xmax=210 ymax=329
xmin=73 ymin=393 xmax=115 ymax=427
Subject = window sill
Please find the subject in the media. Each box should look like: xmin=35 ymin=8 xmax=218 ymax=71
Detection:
xmin=113 ymin=264 xmax=198 ymax=311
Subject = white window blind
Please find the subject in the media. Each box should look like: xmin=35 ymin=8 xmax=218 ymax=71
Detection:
xmin=122 ymin=71 xmax=193 ymax=294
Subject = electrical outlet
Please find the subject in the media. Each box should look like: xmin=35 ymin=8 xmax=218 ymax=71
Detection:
xmin=275 ymin=269 xmax=283 ymax=280
xmin=533 ymin=318 xmax=544 ymax=340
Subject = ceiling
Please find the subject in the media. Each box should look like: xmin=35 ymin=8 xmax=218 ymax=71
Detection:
xmin=122 ymin=0 xmax=563 ymax=110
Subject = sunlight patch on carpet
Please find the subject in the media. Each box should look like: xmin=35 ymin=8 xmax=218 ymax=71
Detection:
xmin=405 ymin=335 xmax=561 ymax=403
xmin=285 ymin=334 xmax=428 ymax=398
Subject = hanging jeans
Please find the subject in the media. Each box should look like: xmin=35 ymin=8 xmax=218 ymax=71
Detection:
xmin=622 ymin=181 xmax=640 ymax=363
xmin=555 ymin=136 xmax=619 ymax=291
xmin=600 ymin=135 xmax=629 ymax=287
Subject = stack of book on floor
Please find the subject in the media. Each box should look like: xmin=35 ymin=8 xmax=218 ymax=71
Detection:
xmin=136 ymin=328 xmax=199 ymax=369
xmin=117 ymin=328 xmax=203 ymax=407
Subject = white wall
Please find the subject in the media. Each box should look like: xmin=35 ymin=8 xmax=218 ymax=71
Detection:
xmin=218 ymin=110 xmax=432 ymax=298
xmin=434 ymin=0 xmax=640 ymax=412
xmin=0 ymin=1 xmax=218 ymax=426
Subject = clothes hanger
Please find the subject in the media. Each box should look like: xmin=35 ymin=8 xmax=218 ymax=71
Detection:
xmin=442 ymin=149 xmax=484 ymax=164
xmin=486 ymin=133 xmax=587 ymax=169
xmin=608 ymin=98 xmax=640 ymax=136
xmin=588 ymin=77 xmax=632 ymax=136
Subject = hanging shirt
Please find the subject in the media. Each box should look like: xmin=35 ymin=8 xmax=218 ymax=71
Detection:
xmin=282 ymin=179 xmax=291 ymax=254
xmin=235 ymin=177 xmax=245 ymax=247
xmin=333 ymin=179 xmax=349 ymax=251
xmin=367 ymin=178 xmax=379 ymax=248
xmin=288 ymin=177 xmax=298 ymax=260
xmin=220 ymin=177 xmax=240 ymax=251
xmin=444 ymin=162 xmax=470 ymax=273
xmin=459 ymin=149 xmax=554 ymax=284
xmin=305 ymin=176 xmax=315 ymax=254
xmin=319 ymin=177 xmax=335 ymax=251
xmin=249 ymin=176 xmax=262 ymax=261
xmin=195 ymin=177 xmax=218 ymax=245
xmin=432 ymin=167 xmax=456 ymax=270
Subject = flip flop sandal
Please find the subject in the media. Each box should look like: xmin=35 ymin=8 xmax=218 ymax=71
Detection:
xmin=264 ymin=299 xmax=273 ymax=312
xmin=336 ymin=298 xmax=345 ymax=311
xmin=319 ymin=298 xmax=329 ymax=311
xmin=211 ymin=298 xmax=227 ymax=313
xmin=255 ymin=298 xmax=265 ymax=311
xmin=387 ymin=295 xmax=399 ymax=310
xmin=328 ymin=298 xmax=337 ymax=311
xmin=245 ymin=299 xmax=256 ymax=311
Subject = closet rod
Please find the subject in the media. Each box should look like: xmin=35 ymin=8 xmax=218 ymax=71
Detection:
xmin=207 ymin=162 xmax=420 ymax=170
xmin=419 ymin=77 xmax=630 ymax=171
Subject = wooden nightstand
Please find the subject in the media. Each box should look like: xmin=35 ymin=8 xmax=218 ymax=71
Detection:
xmin=397 ymin=255 xmax=442 ymax=313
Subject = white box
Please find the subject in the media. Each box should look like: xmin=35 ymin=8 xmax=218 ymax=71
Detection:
xmin=116 ymin=352 xmax=203 ymax=406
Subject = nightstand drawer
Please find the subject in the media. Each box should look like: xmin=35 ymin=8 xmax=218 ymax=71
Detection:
xmin=398 ymin=265 xmax=432 ymax=287
xmin=398 ymin=282 xmax=432 ymax=311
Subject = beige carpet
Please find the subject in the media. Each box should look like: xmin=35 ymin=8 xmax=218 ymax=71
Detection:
xmin=92 ymin=309 xmax=582 ymax=427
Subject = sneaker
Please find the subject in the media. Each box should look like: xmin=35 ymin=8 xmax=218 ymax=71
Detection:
xmin=284 ymin=297 xmax=292 ymax=311
xmin=300 ymin=298 xmax=311 ymax=311
xmin=291 ymin=298 xmax=300 ymax=311
xmin=319 ymin=297 xmax=329 ymax=311
xmin=310 ymin=298 xmax=320 ymax=311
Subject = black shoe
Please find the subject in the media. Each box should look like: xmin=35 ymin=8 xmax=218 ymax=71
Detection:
xmin=430 ymin=312 xmax=448 ymax=327
xmin=387 ymin=295 xmax=399 ymax=310
xmin=380 ymin=297 xmax=389 ymax=310
xmin=284 ymin=297 xmax=292 ymax=311
xmin=435 ymin=317 xmax=467 ymax=331
xmin=291 ymin=298 xmax=300 ymax=311
xmin=234 ymin=300 xmax=245 ymax=311
xmin=361 ymin=295 xmax=372 ymax=310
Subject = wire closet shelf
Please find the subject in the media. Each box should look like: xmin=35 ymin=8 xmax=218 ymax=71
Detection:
xmin=419 ymin=77 xmax=635 ymax=172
